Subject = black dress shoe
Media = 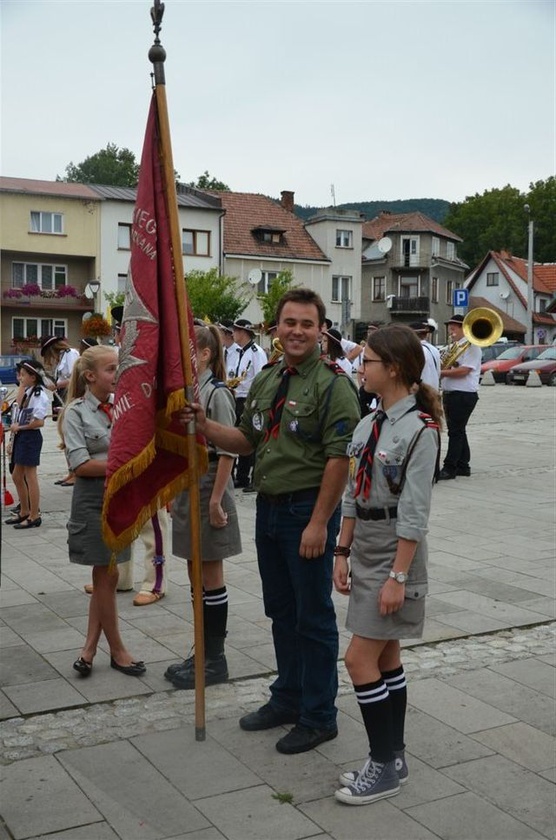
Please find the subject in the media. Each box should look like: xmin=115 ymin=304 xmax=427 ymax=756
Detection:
xmin=110 ymin=657 xmax=146 ymax=676
xmin=239 ymin=702 xmax=299 ymax=731
xmin=456 ymin=466 xmax=471 ymax=477
xmin=275 ymin=724 xmax=338 ymax=754
xmin=73 ymin=657 xmax=93 ymax=677
xmin=170 ymin=654 xmax=229 ymax=690
xmin=437 ymin=469 xmax=456 ymax=481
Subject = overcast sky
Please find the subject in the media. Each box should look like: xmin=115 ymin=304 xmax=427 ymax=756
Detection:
xmin=1 ymin=0 xmax=553 ymax=207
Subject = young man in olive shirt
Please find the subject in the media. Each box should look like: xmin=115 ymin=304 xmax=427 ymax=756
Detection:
xmin=182 ymin=289 xmax=360 ymax=753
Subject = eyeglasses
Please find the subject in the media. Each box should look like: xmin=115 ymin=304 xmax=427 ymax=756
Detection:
xmin=361 ymin=357 xmax=384 ymax=366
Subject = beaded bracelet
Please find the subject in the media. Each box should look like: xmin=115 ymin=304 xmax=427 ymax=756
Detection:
xmin=333 ymin=545 xmax=351 ymax=557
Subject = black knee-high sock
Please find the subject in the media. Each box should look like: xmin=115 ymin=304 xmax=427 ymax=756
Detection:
xmin=354 ymin=678 xmax=394 ymax=764
xmin=204 ymin=586 xmax=228 ymax=656
xmin=382 ymin=666 xmax=407 ymax=752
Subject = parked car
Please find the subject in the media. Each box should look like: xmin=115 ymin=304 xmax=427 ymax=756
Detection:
xmin=506 ymin=347 xmax=556 ymax=386
xmin=480 ymin=345 xmax=545 ymax=383
xmin=0 ymin=355 xmax=33 ymax=386
xmin=481 ymin=340 xmax=521 ymax=364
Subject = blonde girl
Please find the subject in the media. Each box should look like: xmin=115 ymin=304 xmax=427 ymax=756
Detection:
xmin=61 ymin=346 xmax=145 ymax=678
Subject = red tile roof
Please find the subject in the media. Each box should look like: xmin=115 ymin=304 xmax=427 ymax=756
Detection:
xmin=203 ymin=191 xmax=329 ymax=262
xmin=469 ymin=296 xmax=526 ymax=334
xmin=0 ymin=176 xmax=100 ymax=200
xmin=362 ymin=211 xmax=462 ymax=242
xmin=497 ymin=250 xmax=556 ymax=294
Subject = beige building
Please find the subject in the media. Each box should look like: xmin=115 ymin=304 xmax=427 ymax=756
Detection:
xmin=0 ymin=178 xmax=101 ymax=355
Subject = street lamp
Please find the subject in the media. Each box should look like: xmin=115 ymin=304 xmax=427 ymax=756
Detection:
xmin=85 ymin=279 xmax=101 ymax=312
xmin=524 ymin=206 xmax=534 ymax=344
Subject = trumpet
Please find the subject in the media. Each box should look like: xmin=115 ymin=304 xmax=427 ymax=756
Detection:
xmin=441 ymin=307 xmax=504 ymax=369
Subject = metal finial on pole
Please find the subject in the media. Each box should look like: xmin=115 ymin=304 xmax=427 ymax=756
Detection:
xmin=149 ymin=0 xmax=166 ymax=85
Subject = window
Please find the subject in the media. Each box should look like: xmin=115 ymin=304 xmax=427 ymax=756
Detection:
xmin=30 ymin=211 xmax=63 ymax=234
xmin=446 ymin=280 xmax=454 ymax=304
xmin=256 ymin=271 xmax=278 ymax=296
xmin=446 ymin=241 xmax=456 ymax=260
xmin=118 ymin=223 xmax=131 ymax=250
xmin=332 ymin=275 xmax=351 ymax=302
xmin=401 ymin=236 xmax=419 ymax=267
xmin=372 ymin=276 xmax=385 ymax=301
xmin=182 ymin=229 xmax=211 ymax=256
xmin=399 ymin=276 xmax=419 ymax=298
xmin=431 ymin=237 xmax=440 ymax=256
xmin=12 ymin=262 xmax=67 ymax=289
xmin=486 ymin=272 xmax=499 ymax=286
xmin=117 ymin=274 xmax=127 ymax=294
xmin=539 ymin=298 xmax=548 ymax=312
xmin=336 ymin=229 xmax=353 ymax=248
xmin=431 ymin=276 xmax=439 ymax=303
xmin=12 ymin=317 xmax=66 ymax=341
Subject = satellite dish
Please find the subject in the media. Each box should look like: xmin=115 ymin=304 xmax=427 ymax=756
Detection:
xmin=377 ymin=237 xmax=392 ymax=254
xmin=499 ymin=291 xmax=510 ymax=300
xmin=247 ymin=268 xmax=263 ymax=286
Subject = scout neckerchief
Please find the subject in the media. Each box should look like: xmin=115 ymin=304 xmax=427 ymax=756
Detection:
xmin=98 ymin=401 xmax=113 ymax=425
xmin=263 ymin=366 xmax=298 ymax=442
xmin=354 ymin=409 xmax=386 ymax=500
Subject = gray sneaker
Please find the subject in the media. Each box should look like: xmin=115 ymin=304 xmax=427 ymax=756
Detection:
xmin=339 ymin=749 xmax=408 ymax=787
xmin=335 ymin=759 xmax=400 ymax=805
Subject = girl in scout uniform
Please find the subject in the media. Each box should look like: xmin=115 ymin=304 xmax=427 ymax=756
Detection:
xmin=4 ymin=360 xmax=50 ymax=529
xmin=61 ymin=345 xmax=145 ymax=678
xmin=166 ymin=324 xmax=242 ymax=690
xmin=333 ymin=324 xmax=442 ymax=806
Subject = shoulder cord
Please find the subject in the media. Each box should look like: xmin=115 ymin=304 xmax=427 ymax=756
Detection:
xmin=385 ymin=406 xmax=441 ymax=496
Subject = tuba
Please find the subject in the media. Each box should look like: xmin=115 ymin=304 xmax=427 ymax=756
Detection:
xmin=441 ymin=307 xmax=504 ymax=369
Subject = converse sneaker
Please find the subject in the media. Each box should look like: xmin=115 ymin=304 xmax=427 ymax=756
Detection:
xmin=335 ymin=759 xmax=400 ymax=805
xmin=339 ymin=750 xmax=408 ymax=787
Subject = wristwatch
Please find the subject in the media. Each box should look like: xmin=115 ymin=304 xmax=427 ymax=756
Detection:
xmin=389 ymin=570 xmax=407 ymax=584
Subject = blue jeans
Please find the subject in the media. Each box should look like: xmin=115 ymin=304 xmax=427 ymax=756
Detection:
xmin=255 ymin=494 xmax=340 ymax=730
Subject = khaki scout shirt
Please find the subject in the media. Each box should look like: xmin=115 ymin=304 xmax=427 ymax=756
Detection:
xmin=62 ymin=391 xmax=112 ymax=472
xmin=239 ymin=346 xmax=360 ymax=495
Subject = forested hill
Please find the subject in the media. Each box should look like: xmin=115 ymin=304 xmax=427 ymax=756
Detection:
xmin=294 ymin=198 xmax=450 ymax=223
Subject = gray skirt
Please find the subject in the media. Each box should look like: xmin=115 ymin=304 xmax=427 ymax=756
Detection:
xmin=67 ymin=476 xmax=131 ymax=567
xmin=172 ymin=461 xmax=242 ymax=562
xmin=346 ymin=518 xmax=428 ymax=640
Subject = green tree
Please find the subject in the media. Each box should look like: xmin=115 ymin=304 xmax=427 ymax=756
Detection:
xmin=104 ymin=291 xmax=125 ymax=308
xmin=443 ymin=178 xmax=555 ymax=268
xmin=258 ymin=270 xmax=298 ymax=325
xmin=185 ymin=268 xmax=249 ymax=322
xmin=188 ymin=171 xmax=230 ymax=191
xmin=58 ymin=144 xmax=140 ymax=187
xmin=526 ymin=176 xmax=556 ymax=263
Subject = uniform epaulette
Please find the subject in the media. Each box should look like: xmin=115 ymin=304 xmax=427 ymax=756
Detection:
xmin=418 ymin=411 xmax=440 ymax=430
xmin=209 ymin=376 xmax=227 ymax=389
xmin=319 ymin=356 xmax=346 ymax=375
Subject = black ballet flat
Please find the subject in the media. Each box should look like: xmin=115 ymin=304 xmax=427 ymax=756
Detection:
xmin=73 ymin=657 xmax=93 ymax=677
xmin=13 ymin=516 xmax=42 ymax=530
xmin=110 ymin=657 xmax=146 ymax=676
xmin=5 ymin=513 xmax=29 ymax=525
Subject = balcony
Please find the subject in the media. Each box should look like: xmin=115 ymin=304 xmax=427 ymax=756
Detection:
xmin=387 ymin=296 xmax=430 ymax=314
xmin=1 ymin=286 xmax=93 ymax=311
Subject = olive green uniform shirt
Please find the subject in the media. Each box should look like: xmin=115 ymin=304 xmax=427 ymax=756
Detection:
xmin=239 ymin=346 xmax=361 ymax=495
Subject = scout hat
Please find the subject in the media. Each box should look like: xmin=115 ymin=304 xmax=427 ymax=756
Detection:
xmin=20 ymin=359 xmax=48 ymax=386
xmin=322 ymin=327 xmax=343 ymax=346
xmin=80 ymin=337 xmax=98 ymax=349
xmin=111 ymin=305 xmax=124 ymax=328
xmin=40 ymin=335 xmax=64 ymax=356
xmin=408 ymin=321 xmax=429 ymax=334
xmin=445 ymin=314 xmax=465 ymax=325
xmin=232 ymin=318 xmax=256 ymax=334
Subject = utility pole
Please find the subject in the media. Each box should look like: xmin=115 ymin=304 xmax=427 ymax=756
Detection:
xmin=524 ymin=205 xmax=535 ymax=344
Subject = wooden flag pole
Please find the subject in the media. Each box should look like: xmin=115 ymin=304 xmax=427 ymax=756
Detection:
xmin=149 ymin=1 xmax=206 ymax=742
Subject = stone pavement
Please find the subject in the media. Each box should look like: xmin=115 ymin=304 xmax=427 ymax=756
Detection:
xmin=0 ymin=384 xmax=554 ymax=839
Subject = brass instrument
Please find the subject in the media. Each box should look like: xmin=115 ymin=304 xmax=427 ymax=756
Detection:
xmin=441 ymin=307 xmax=504 ymax=369
xmin=225 ymin=370 xmax=248 ymax=390
xmin=268 ymin=337 xmax=284 ymax=364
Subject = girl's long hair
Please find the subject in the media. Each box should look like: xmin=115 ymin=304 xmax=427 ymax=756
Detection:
xmin=58 ymin=346 xmax=118 ymax=445
xmin=195 ymin=324 xmax=226 ymax=382
xmin=368 ymin=324 xmax=443 ymax=428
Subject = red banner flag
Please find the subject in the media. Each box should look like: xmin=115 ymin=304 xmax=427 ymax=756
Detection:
xmin=102 ymin=93 xmax=207 ymax=552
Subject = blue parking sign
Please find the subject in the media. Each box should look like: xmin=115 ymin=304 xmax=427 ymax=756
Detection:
xmin=453 ymin=288 xmax=469 ymax=308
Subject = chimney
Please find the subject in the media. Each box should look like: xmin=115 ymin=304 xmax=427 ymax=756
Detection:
xmin=281 ymin=190 xmax=295 ymax=213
